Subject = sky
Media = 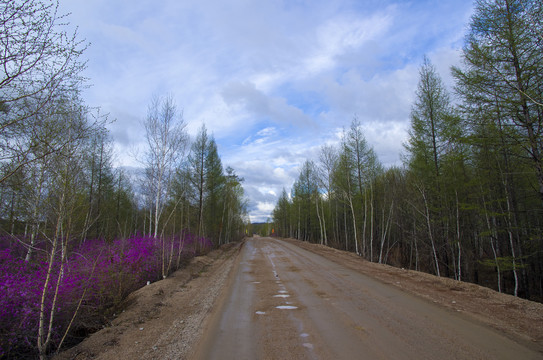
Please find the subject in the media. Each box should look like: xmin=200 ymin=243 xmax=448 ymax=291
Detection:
xmin=59 ymin=0 xmax=474 ymax=223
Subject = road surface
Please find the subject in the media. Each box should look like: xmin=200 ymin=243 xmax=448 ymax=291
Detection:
xmin=194 ymin=237 xmax=541 ymax=360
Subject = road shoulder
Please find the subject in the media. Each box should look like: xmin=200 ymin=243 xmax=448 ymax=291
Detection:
xmin=54 ymin=241 xmax=243 ymax=360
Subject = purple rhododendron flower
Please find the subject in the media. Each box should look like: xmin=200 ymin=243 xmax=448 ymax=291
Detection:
xmin=0 ymin=231 xmax=209 ymax=358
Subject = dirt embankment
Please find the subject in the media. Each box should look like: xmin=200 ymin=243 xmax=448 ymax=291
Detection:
xmin=55 ymin=241 xmax=243 ymax=360
xmin=56 ymin=237 xmax=543 ymax=359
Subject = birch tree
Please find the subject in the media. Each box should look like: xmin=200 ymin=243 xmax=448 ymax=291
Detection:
xmin=142 ymin=95 xmax=188 ymax=238
xmin=0 ymin=0 xmax=88 ymax=185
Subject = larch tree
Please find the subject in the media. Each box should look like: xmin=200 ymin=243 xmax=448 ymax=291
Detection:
xmin=405 ymin=56 xmax=456 ymax=277
xmin=220 ymin=166 xmax=246 ymax=244
xmin=453 ymin=0 xmax=543 ymax=296
xmin=273 ymin=188 xmax=291 ymax=238
xmin=317 ymin=144 xmax=339 ymax=246
xmin=334 ymin=137 xmax=358 ymax=252
xmin=346 ymin=117 xmax=382 ymax=259
xmin=204 ymin=136 xmax=225 ymax=244
xmin=188 ymin=124 xmax=209 ymax=240
xmin=453 ymin=0 xmax=543 ymax=202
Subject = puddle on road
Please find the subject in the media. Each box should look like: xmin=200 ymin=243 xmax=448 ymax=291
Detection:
xmin=255 ymin=311 xmax=266 ymax=315
xmin=276 ymin=305 xmax=298 ymax=310
xmin=273 ymin=294 xmax=290 ymax=298
xmin=278 ymin=290 xmax=288 ymax=293
xmin=300 ymin=333 xmax=309 ymax=338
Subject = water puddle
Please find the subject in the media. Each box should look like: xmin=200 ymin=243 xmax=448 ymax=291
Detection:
xmin=300 ymin=333 xmax=309 ymax=338
xmin=278 ymin=290 xmax=288 ymax=293
xmin=276 ymin=305 xmax=298 ymax=310
xmin=273 ymin=294 xmax=290 ymax=298
xmin=255 ymin=311 xmax=266 ymax=315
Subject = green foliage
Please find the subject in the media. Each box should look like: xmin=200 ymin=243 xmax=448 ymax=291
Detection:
xmin=272 ymin=0 xmax=543 ymax=301
xmin=479 ymin=256 xmax=528 ymax=271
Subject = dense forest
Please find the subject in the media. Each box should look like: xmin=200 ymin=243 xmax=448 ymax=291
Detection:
xmin=272 ymin=0 xmax=543 ymax=302
xmin=0 ymin=1 xmax=246 ymax=358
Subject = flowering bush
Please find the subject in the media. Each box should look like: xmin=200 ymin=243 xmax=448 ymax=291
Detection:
xmin=0 ymin=232 xmax=211 ymax=359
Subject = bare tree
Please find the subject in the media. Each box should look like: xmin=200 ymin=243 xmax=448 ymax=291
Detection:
xmin=36 ymin=98 xmax=98 ymax=360
xmin=142 ymin=95 xmax=188 ymax=239
xmin=0 ymin=0 xmax=88 ymax=184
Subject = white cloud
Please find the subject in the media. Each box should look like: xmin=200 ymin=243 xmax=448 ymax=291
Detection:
xmin=58 ymin=0 xmax=474 ymax=222
xmin=221 ymin=81 xmax=315 ymax=129
xmin=306 ymin=10 xmax=394 ymax=74
xmin=256 ymin=127 xmax=277 ymax=137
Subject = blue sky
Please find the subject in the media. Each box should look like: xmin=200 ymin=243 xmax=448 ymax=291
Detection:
xmin=59 ymin=0 xmax=474 ymax=222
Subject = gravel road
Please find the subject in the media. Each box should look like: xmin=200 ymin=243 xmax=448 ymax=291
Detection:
xmin=194 ymin=237 xmax=542 ymax=360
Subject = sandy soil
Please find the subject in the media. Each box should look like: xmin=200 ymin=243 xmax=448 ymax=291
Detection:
xmin=282 ymin=238 xmax=543 ymax=346
xmin=55 ymin=237 xmax=543 ymax=360
xmin=54 ymin=242 xmax=242 ymax=360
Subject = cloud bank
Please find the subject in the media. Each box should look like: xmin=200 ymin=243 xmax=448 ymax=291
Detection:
xmin=60 ymin=0 xmax=474 ymax=222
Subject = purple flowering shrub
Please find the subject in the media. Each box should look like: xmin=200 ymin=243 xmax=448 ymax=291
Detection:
xmin=0 ymin=232 xmax=211 ymax=359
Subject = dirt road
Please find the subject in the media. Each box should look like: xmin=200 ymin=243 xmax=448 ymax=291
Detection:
xmin=56 ymin=237 xmax=542 ymax=360
xmin=194 ymin=237 xmax=542 ymax=360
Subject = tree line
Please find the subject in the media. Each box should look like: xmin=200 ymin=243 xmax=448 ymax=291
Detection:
xmin=140 ymin=95 xmax=247 ymax=247
xmin=0 ymin=1 xmax=247 ymax=250
xmin=272 ymin=0 xmax=543 ymax=301
xmin=0 ymin=1 xmax=247 ymax=357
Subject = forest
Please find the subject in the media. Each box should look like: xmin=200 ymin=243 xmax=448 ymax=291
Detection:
xmin=0 ymin=1 xmax=247 ymax=358
xmin=272 ymin=0 xmax=543 ymax=302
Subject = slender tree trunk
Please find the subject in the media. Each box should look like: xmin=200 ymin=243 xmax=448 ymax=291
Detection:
xmin=420 ymin=186 xmax=440 ymax=277
xmin=370 ymin=182 xmax=374 ymax=262
xmin=82 ymin=153 xmax=95 ymax=242
xmin=379 ymin=200 xmax=394 ymax=264
xmin=219 ymin=197 xmax=227 ymax=246
xmin=148 ymin=204 xmax=153 ymax=237
xmin=95 ymin=144 xmax=104 ymax=238
xmin=363 ymin=189 xmax=368 ymax=258
xmin=343 ymin=202 xmax=348 ymax=250
xmin=413 ymin=213 xmax=419 ymax=271
xmin=455 ymin=190 xmax=462 ymax=281
xmin=115 ymin=171 xmax=122 ymax=236
xmin=505 ymin=186 xmax=519 ymax=296
xmin=316 ymin=193 xmax=324 ymax=245
xmin=348 ymin=194 xmax=358 ymax=255
xmin=321 ymin=196 xmax=328 ymax=246
xmin=25 ymin=170 xmax=45 ymax=261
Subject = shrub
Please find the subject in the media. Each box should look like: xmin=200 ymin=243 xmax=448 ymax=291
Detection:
xmin=0 ymin=232 xmax=211 ymax=359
